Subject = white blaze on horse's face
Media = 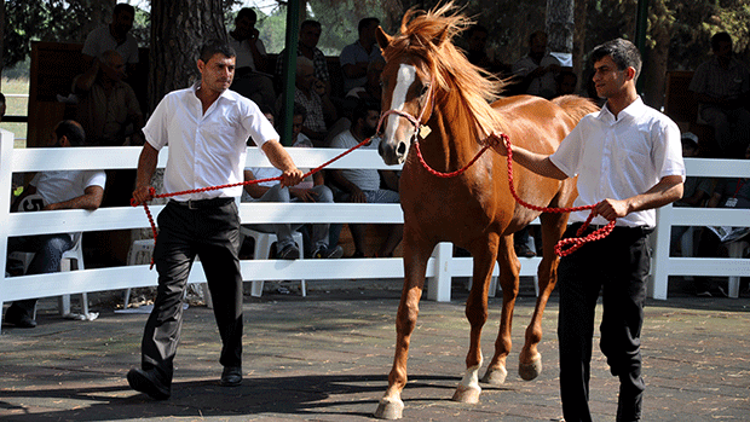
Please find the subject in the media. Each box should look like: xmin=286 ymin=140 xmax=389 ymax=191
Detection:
xmin=380 ymin=63 xmax=418 ymax=165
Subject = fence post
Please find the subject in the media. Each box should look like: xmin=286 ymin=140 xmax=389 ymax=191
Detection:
xmin=427 ymin=242 xmax=452 ymax=302
xmin=0 ymin=130 xmax=16 ymax=326
xmin=650 ymin=204 xmax=673 ymax=300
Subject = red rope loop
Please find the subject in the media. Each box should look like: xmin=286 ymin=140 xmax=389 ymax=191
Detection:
xmin=131 ymin=137 xmax=373 ymax=268
xmin=413 ymin=132 xmax=615 ymax=257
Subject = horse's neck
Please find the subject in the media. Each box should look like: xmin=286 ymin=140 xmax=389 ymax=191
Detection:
xmin=424 ymin=105 xmax=480 ymax=169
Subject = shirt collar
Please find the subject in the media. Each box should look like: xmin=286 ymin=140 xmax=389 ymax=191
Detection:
xmin=597 ymin=96 xmax=645 ymax=124
xmin=191 ymin=80 xmax=239 ymax=103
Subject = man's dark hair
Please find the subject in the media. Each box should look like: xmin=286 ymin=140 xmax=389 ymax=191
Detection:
xmin=113 ymin=3 xmax=135 ymax=17
xmin=236 ymin=7 xmax=257 ymax=22
xmin=358 ymin=17 xmax=380 ymax=34
xmin=352 ymin=100 xmax=380 ymax=125
xmin=711 ymin=31 xmax=732 ymax=52
xmin=199 ymin=39 xmax=236 ymax=63
xmin=300 ymin=20 xmax=321 ymax=32
xmin=292 ymin=102 xmax=308 ymax=121
xmin=591 ymin=38 xmax=642 ymax=80
xmin=56 ymin=120 xmax=86 ymax=146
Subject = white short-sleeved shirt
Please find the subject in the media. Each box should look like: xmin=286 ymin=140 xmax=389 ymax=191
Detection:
xmin=142 ymin=82 xmax=279 ymax=201
xmin=329 ymin=130 xmax=381 ymax=191
xmin=550 ymin=97 xmax=685 ymax=228
xmin=82 ymin=26 xmax=140 ymax=64
xmin=30 ymin=170 xmax=107 ymax=240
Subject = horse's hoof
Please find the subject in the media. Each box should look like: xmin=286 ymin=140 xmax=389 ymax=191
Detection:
xmin=451 ymin=383 xmax=481 ymax=404
xmin=518 ymin=353 xmax=542 ymax=381
xmin=481 ymin=365 xmax=508 ymax=385
xmin=374 ymin=397 xmax=404 ymax=420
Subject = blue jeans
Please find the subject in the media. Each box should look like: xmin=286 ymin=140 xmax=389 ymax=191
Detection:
xmin=6 ymin=234 xmax=75 ymax=317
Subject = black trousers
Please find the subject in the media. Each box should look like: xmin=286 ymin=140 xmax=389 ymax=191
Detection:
xmin=140 ymin=198 xmax=243 ymax=385
xmin=557 ymin=223 xmax=652 ymax=422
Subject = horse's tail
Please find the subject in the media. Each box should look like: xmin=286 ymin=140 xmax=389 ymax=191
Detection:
xmin=552 ymin=95 xmax=600 ymax=123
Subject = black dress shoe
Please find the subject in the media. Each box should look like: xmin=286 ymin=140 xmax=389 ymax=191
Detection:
xmin=220 ymin=366 xmax=242 ymax=387
xmin=127 ymin=368 xmax=171 ymax=400
xmin=4 ymin=312 xmax=37 ymax=328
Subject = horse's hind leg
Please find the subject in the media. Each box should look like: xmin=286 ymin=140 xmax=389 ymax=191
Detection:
xmin=481 ymin=234 xmax=519 ymax=385
xmin=451 ymin=234 xmax=500 ymax=403
xmin=518 ymin=211 xmax=568 ymax=381
xmin=374 ymin=232 xmax=434 ymax=420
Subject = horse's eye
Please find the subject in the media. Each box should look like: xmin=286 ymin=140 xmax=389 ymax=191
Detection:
xmin=420 ymin=84 xmax=430 ymax=97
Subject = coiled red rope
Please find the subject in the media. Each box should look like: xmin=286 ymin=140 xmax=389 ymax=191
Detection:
xmin=413 ymin=132 xmax=614 ymax=256
xmin=131 ymin=137 xmax=373 ymax=268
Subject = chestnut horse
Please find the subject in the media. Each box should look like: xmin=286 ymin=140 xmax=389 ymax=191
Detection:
xmin=373 ymin=4 xmax=599 ymax=420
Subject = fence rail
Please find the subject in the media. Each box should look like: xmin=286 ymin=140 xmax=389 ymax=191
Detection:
xmin=1 ymin=130 xmax=749 ymax=327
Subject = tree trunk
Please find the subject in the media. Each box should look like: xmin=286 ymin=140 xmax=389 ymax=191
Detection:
xmin=573 ymin=0 xmax=588 ymax=93
xmin=0 ymin=0 xmax=5 ymax=85
xmin=546 ymin=0 xmax=574 ymax=54
xmin=148 ymin=0 xmax=227 ymax=111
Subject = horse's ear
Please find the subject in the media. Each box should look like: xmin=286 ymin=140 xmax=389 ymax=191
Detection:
xmin=376 ymin=26 xmax=392 ymax=50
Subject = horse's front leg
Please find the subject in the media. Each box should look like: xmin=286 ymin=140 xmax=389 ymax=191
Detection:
xmin=482 ymin=234 xmax=520 ymax=385
xmin=374 ymin=231 xmax=434 ymax=420
xmin=452 ymin=233 xmax=500 ymax=403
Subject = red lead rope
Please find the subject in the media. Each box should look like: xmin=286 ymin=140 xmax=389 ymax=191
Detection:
xmin=413 ymin=133 xmax=615 ymax=257
xmin=131 ymin=137 xmax=373 ymax=268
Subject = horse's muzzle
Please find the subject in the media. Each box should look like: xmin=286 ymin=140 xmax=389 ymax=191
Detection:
xmin=379 ymin=138 xmax=407 ymax=165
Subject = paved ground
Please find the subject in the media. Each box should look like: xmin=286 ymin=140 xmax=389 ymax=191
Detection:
xmin=1 ymin=278 xmax=749 ymax=421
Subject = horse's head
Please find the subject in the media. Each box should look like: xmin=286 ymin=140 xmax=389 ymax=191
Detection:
xmin=374 ymin=3 xmax=502 ymax=166
xmin=375 ymin=26 xmax=436 ymax=165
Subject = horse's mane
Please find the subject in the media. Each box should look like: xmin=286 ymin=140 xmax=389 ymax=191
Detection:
xmin=382 ymin=2 xmax=505 ymax=141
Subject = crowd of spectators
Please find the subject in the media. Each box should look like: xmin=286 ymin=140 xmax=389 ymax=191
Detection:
xmin=5 ymin=6 xmax=750 ymax=330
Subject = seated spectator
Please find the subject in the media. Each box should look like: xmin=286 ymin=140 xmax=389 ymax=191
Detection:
xmin=328 ymin=101 xmax=402 ymax=258
xmin=695 ymin=143 xmax=750 ymax=296
xmin=555 ymin=69 xmax=578 ymax=97
xmin=340 ymin=17 xmax=383 ymax=93
xmin=689 ymin=31 xmax=750 ymax=158
xmin=670 ymin=133 xmax=712 ymax=257
xmin=4 ymin=120 xmax=106 ymax=328
xmin=512 ymin=31 xmax=565 ymax=99
xmin=73 ymin=50 xmax=145 ymax=147
xmin=242 ymin=104 xmax=343 ymax=259
xmin=228 ymin=7 xmax=275 ymax=110
xmin=278 ymin=56 xmax=336 ymax=147
xmin=275 ymin=20 xmax=331 ymax=97
xmin=346 ymin=57 xmax=385 ymax=103
xmin=81 ymin=3 xmax=139 ymax=78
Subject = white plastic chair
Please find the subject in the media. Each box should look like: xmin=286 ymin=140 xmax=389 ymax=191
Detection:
xmin=240 ymin=227 xmax=306 ymax=297
xmin=9 ymin=194 xmax=90 ymax=318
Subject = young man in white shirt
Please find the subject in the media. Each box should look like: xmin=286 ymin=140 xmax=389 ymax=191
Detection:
xmin=489 ymin=38 xmax=685 ymax=422
xmin=127 ymin=40 xmax=303 ymax=400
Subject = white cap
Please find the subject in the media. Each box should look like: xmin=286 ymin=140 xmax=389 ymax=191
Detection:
xmin=681 ymin=132 xmax=699 ymax=143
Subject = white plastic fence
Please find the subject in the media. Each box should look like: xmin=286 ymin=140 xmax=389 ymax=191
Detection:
xmin=1 ymin=128 xmax=748 ymax=326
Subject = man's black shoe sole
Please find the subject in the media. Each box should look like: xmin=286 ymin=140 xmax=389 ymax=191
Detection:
xmin=127 ymin=369 xmax=171 ymax=400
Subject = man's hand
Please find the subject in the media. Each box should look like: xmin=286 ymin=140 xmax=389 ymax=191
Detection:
xmin=279 ymin=168 xmax=304 ymax=188
xmin=593 ymin=198 xmax=630 ymax=221
xmin=486 ymin=131 xmax=510 ymax=156
xmin=349 ymin=187 xmax=367 ymax=203
xmin=132 ymin=185 xmax=154 ymax=205
xmin=290 ymin=188 xmax=319 ymax=202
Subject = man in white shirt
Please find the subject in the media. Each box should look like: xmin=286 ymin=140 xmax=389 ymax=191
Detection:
xmin=81 ymin=3 xmax=139 ymax=78
xmin=4 ymin=120 xmax=105 ymax=329
xmin=512 ymin=31 xmax=564 ymax=99
xmin=489 ymin=39 xmax=684 ymax=422
xmin=127 ymin=40 xmax=303 ymax=400
xmin=329 ymin=100 xmax=402 ymax=258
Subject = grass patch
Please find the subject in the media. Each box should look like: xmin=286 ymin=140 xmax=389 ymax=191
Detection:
xmin=1 ymin=77 xmax=30 ymax=145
